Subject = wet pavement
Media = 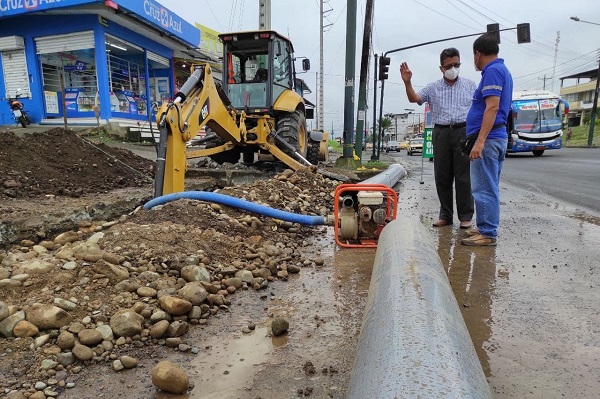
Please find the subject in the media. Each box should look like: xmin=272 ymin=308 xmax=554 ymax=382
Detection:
xmin=395 ymin=152 xmax=600 ymax=398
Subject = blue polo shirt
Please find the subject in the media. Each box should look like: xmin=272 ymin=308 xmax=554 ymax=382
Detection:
xmin=466 ymin=58 xmax=513 ymax=139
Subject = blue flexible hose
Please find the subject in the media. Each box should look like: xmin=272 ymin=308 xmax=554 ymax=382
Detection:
xmin=144 ymin=191 xmax=326 ymax=226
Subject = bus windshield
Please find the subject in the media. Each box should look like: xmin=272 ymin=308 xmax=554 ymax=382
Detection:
xmin=513 ymin=99 xmax=562 ymax=134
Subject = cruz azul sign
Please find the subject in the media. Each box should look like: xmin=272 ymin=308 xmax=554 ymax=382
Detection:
xmin=0 ymin=0 xmax=98 ymax=15
xmin=143 ymin=0 xmax=181 ymax=34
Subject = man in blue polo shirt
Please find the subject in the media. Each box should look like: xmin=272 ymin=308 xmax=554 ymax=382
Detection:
xmin=462 ymin=34 xmax=513 ymax=246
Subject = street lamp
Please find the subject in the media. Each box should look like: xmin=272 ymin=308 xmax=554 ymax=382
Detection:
xmin=570 ymin=16 xmax=600 ymax=146
xmin=570 ymin=16 xmax=600 ymax=26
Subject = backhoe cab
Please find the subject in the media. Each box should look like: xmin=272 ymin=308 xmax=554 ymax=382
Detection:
xmin=154 ymin=30 xmax=325 ymax=196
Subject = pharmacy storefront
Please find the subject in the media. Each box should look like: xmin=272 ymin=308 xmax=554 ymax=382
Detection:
xmin=0 ymin=0 xmax=203 ymax=125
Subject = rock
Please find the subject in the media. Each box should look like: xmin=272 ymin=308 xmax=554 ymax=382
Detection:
xmin=54 ymin=231 xmax=80 ymax=246
xmin=287 ymin=265 xmax=301 ymax=274
xmin=252 ymin=268 xmax=272 ymax=279
xmin=223 ymin=277 xmax=243 ymax=289
xmin=234 ymin=269 xmax=254 ymax=284
xmin=57 ymin=352 xmax=75 ymax=367
xmin=165 ymin=337 xmax=182 ymax=347
xmin=34 ymin=334 xmax=50 ymax=348
xmin=78 ymin=329 xmax=103 ymax=346
xmin=151 ymin=361 xmax=189 ymax=394
xmin=0 ymin=300 xmax=8 ymax=321
xmin=35 ymin=381 xmax=48 ymax=390
xmin=219 ymin=266 xmax=238 ymax=275
xmin=30 ymin=392 xmax=46 ymax=399
xmin=114 ymin=279 xmax=141 ymax=293
xmin=0 ymin=310 xmax=26 ymax=338
xmin=12 ymin=320 xmax=39 ymax=337
xmin=113 ymin=359 xmax=125 ymax=371
xmin=72 ymin=344 xmax=95 ymax=361
xmin=95 ymin=325 xmax=114 ymax=341
xmin=53 ymin=298 xmax=77 ymax=312
xmin=0 ymin=279 xmax=22 ymax=288
xmin=314 ymin=257 xmax=325 ymax=266
xmin=149 ymin=320 xmax=170 ymax=339
xmin=158 ymin=296 xmax=193 ymax=316
xmin=40 ymin=359 xmax=58 ymax=370
xmin=120 ymin=355 xmax=138 ymax=369
xmin=109 ymin=310 xmax=144 ymax=337
xmin=57 ymin=331 xmax=76 ymax=350
xmin=271 ymin=317 xmax=289 ymax=337
xmin=167 ymin=321 xmax=190 ymax=337
xmin=150 ymin=310 xmax=171 ymax=323
xmin=180 ymin=265 xmax=211 ymax=283
xmin=68 ymin=322 xmax=85 ymax=334
xmin=26 ymin=304 xmax=72 ymax=330
xmin=200 ymin=281 xmax=220 ymax=294
xmin=177 ymin=283 xmax=208 ymax=306
xmin=61 ymin=261 xmax=78 ymax=271
xmin=92 ymin=261 xmax=129 ymax=283
xmin=19 ymin=259 xmax=54 ymax=274
xmin=137 ymin=287 xmax=157 ymax=298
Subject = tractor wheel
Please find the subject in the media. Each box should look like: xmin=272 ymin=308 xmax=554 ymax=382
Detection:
xmin=307 ymin=141 xmax=320 ymax=165
xmin=276 ymin=110 xmax=308 ymax=159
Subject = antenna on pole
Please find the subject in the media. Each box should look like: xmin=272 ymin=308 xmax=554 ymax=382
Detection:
xmin=318 ymin=0 xmax=332 ymax=131
xmin=552 ymin=31 xmax=560 ymax=92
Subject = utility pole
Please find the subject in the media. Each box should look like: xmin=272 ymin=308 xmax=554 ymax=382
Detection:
xmin=588 ymin=53 xmax=600 ymax=147
xmin=318 ymin=1 xmax=332 ymax=132
xmin=354 ymin=0 xmax=374 ymax=160
xmin=552 ymin=31 xmax=560 ymax=92
xmin=539 ymin=74 xmax=552 ymax=90
xmin=342 ymin=0 xmax=357 ymax=159
xmin=258 ymin=0 xmax=271 ymax=30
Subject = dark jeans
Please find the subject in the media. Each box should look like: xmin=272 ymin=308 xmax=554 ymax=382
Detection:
xmin=432 ymin=125 xmax=474 ymax=222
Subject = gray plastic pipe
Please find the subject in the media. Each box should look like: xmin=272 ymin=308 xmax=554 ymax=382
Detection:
xmin=360 ymin=163 xmax=405 ymax=187
xmin=347 ymin=216 xmax=492 ymax=399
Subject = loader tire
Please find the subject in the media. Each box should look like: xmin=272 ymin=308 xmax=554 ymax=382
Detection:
xmin=276 ymin=110 xmax=308 ymax=159
xmin=307 ymin=141 xmax=320 ymax=165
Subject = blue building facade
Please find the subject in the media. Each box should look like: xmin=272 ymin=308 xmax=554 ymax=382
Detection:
xmin=0 ymin=0 xmax=202 ymax=125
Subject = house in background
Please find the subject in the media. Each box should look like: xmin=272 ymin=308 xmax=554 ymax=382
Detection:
xmin=559 ymin=68 xmax=599 ymax=127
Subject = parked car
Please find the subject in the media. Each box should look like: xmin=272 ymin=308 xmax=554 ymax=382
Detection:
xmin=407 ymin=138 xmax=424 ymax=155
xmin=399 ymin=141 xmax=409 ymax=150
xmin=386 ymin=140 xmax=400 ymax=152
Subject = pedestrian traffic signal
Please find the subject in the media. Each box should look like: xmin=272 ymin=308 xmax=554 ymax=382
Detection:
xmin=486 ymin=23 xmax=500 ymax=43
xmin=379 ymin=56 xmax=390 ymax=81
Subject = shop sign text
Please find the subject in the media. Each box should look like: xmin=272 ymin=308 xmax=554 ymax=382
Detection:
xmin=0 ymin=0 xmax=97 ymax=14
xmin=143 ymin=0 xmax=182 ymax=34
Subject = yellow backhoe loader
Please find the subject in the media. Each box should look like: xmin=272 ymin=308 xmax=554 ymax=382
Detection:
xmin=154 ymin=30 xmax=328 ymax=196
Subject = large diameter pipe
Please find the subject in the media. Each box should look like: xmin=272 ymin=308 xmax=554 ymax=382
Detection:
xmin=347 ymin=217 xmax=492 ymax=399
xmin=360 ymin=163 xmax=405 ymax=187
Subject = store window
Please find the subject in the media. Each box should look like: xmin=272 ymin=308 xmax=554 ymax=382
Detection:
xmin=106 ymin=35 xmax=147 ymax=118
xmin=36 ymin=31 xmax=97 ymax=118
xmin=147 ymin=51 xmax=171 ymax=104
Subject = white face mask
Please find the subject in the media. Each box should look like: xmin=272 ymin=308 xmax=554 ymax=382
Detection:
xmin=444 ymin=67 xmax=459 ymax=80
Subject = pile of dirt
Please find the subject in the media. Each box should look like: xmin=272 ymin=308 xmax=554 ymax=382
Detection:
xmin=0 ymin=129 xmax=155 ymax=198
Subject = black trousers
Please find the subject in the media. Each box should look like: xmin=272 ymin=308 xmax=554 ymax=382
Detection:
xmin=431 ymin=125 xmax=474 ymax=222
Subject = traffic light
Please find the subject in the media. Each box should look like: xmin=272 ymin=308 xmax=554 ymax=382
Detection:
xmin=379 ymin=56 xmax=390 ymax=81
xmin=486 ymin=23 xmax=500 ymax=43
xmin=517 ymin=23 xmax=531 ymax=44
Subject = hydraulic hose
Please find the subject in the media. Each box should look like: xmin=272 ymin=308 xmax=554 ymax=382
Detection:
xmin=144 ymin=191 xmax=326 ymax=226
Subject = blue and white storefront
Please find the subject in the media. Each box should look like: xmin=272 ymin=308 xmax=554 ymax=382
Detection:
xmin=0 ymin=0 xmax=203 ymax=125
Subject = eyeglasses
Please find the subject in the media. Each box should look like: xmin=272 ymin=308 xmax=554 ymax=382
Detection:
xmin=442 ymin=63 xmax=461 ymax=70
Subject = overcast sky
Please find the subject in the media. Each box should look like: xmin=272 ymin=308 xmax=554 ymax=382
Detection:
xmin=157 ymin=0 xmax=600 ymax=136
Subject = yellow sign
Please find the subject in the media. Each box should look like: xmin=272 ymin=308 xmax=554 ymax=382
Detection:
xmin=195 ymin=23 xmax=222 ymax=58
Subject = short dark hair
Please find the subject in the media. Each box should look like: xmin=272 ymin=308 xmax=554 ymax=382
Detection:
xmin=473 ymin=34 xmax=499 ymax=55
xmin=440 ymin=48 xmax=460 ymax=65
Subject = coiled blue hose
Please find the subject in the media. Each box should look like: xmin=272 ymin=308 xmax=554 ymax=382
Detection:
xmin=144 ymin=191 xmax=326 ymax=226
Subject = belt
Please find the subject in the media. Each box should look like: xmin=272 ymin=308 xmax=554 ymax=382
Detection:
xmin=434 ymin=122 xmax=466 ymax=129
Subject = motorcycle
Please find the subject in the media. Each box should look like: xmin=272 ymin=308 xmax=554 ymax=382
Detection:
xmin=7 ymin=88 xmax=31 ymax=128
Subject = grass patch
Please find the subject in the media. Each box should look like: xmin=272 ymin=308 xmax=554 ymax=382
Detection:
xmin=361 ymin=160 xmax=388 ymax=170
xmin=328 ymin=139 xmax=342 ymax=152
xmin=565 ymin=124 xmax=600 ymax=147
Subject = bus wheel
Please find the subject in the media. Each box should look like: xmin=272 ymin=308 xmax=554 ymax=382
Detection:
xmin=532 ymin=150 xmax=544 ymax=157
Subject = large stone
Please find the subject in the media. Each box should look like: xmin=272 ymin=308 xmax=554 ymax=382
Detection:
xmin=56 ymin=331 xmax=76 ymax=350
xmin=109 ymin=310 xmax=144 ymax=337
xmin=95 ymin=324 xmax=114 ymax=341
xmin=149 ymin=320 xmax=170 ymax=339
xmin=92 ymin=261 xmax=129 ymax=283
xmin=0 ymin=311 xmax=26 ymax=338
xmin=53 ymin=298 xmax=77 ymax=312
xmin=158 ymin=296 xmax=192 ymax=316
xmin=19 ymin=259 xmax=53 ymax=275
xmin=180 ymin=265 xmax=211 ymax=283
xmin=151 ymin=361 xmax=189 ymax=394
xmin=234 ymin=269 xmax=254 ymax=284
xmin=271 ymin=317 xmax=289 ymax=337
xmin=177 ymin=283 xmax=208 ymax=306
xmin=54 ymin=231 xmax=81 ymax=246
xmin=167 ymin=321 xmax=190 ymax=338
xmin=252 ymin=268 xmax=272 ymax=279
xmin=223 ymin=277 xmax=243 ymax=289
xmin=78 ymin=329 xmax=103 ymax=346
xmin=12 ymin=320 xmax=39 ymax=337
xmin=26 ymin=304 xmax=72 ymax=330
xmin=72 ymin=241 xmax=104 ymax=262
xmin=72 ymin=344 xmax=95 ymax=361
